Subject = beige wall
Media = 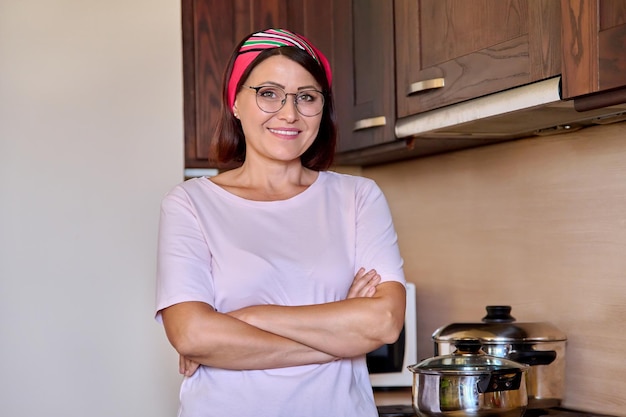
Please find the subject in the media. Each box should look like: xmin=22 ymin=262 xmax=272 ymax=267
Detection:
xmin=363 ymin=121 xmax=626 ymax=415
xmin=0 ymin=1 xmax=183 ymax=416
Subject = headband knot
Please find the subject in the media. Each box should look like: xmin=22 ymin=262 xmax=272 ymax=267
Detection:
xmin=227 ymin=29 xmax=332 ymax=111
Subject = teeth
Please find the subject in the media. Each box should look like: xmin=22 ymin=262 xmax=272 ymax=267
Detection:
xmin=270 ymin=128 xmax=298 ymax=136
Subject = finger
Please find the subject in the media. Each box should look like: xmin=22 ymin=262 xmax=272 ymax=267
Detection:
xmin=185 ymin=359 xmax=200 ymax=377
xmin=179 ymin=355 xmax=185 ymax=375
xmin=355 ymin=269 xmax=377 ymax=286
xmin=359 ymin=273 xmax=381 ymax=297
xmin=353 ymin=267 xmax=367 ymax=281
xmin=348 ymin=269 xmax=379 ymax=298
xmin=347 ymin=269 xmax=375 ymax=298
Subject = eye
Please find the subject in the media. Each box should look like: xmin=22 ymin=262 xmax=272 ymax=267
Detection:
xmin=297 ymin=91 xmax=320 ymax=103
xmin=257 ymin=87 xmax=281 ymax=100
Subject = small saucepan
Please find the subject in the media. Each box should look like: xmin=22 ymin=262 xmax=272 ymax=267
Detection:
xmin=408 ymin=339 xmax=529 ymax=417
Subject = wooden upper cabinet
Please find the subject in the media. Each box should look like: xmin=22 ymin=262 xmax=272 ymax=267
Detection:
xmin=183 ymin=1 xmax=626 ymax=168
xmin=332 ymin=0 xmax=397 ymax=155
xmin=561 ymin=0 xmax=626 ymax=106
xmin=394 ymin=0 xmax=562 ymax=119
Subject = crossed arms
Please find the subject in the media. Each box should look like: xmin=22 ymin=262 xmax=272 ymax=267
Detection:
xmin=160 ymin=268 xmax=406 ymax=374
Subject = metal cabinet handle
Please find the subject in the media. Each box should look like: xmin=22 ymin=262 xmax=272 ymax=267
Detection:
xmin=353 ymin=116 xmax=386 ymax=132
xmin=407 ymin=78 xmax=445 ymax=96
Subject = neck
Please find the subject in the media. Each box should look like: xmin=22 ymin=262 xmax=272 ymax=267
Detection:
xmin=212 ymin=161 xmax=320 ymax=201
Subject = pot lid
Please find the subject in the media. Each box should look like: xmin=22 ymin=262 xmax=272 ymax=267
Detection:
xmin=409 ymin=339 xmax=529 ymax=376
xmin=432 ymin=306 xmax=567 ymax=343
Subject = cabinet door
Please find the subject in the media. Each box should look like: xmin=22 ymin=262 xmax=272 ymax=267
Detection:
xmin=333 ymin=0 xmax=397 ymax=155
xmin=182 ymin=0 xmax=289 ymax=169
xmin=561 ymin=0 xmax=626 ymax=105
xmin=394 ymin=0 xmax=561 ymax=119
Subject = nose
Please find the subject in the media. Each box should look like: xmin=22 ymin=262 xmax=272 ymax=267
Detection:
xmin=278 ymin=93 xmax=299 ymax=121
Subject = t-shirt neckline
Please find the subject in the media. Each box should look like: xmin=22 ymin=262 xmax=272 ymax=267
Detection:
xmin=201 ymin=170 xmax=327 ymax=205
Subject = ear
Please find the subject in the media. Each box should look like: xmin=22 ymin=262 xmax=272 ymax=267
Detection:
xmin=232 ymin=100 xmax=240 ymax=119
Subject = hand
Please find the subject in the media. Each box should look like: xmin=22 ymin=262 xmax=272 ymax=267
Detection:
xmin=179 ymin=354 xmax=200 ymax=377
xmin=347 ymin=268 xmax=381 ymax=299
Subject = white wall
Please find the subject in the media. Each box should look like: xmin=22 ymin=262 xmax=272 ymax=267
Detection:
xmin=0 ymin=1 xmax=184 ymax=416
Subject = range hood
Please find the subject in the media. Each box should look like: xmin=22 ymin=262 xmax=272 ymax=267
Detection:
xmin=395 ymin=76 xmax=626 ymax=140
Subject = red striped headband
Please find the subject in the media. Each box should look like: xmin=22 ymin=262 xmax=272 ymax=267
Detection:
xmin=227 ymin=29 xmax=332 ymax=111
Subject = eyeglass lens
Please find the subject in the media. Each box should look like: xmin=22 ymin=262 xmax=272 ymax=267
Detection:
xmin=250 ymin=86 xmax=324 ymax=116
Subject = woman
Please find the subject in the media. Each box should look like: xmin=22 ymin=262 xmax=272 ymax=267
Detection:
xmin=155 ymin=28 xmax=406 ymax=417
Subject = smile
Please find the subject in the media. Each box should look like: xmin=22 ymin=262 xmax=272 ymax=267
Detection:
xmin=269 ymin=128 xmax=300 ymax=136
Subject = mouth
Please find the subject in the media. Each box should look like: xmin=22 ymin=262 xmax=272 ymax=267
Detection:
xmin=268 ymin=127 xmax=300 ymax=138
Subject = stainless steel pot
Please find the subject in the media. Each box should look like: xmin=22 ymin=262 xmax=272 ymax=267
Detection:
xmin=432 ymin=306 xmax=567 ymax=409
xmin=408 ymin=339 xmax=529 ymax=417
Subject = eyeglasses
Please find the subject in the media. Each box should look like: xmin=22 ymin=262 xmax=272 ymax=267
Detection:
xmin=242 ymin=85 xmax=325 ymax=117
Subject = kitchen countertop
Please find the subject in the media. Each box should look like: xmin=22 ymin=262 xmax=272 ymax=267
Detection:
xmin=373 ymin=387 xmax=412 ymax=406
xmin=373 ymin=388 xmax=414 ymax=417
xmin=372 ymin=388 xmax=617 ymax=417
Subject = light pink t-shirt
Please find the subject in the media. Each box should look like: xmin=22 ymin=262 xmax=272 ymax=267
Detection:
xmin=155 ymin=171 xmax=405 ymax=417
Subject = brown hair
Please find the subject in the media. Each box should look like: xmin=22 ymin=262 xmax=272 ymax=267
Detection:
xmin=212 ymin=44 xmax=336 ymax=170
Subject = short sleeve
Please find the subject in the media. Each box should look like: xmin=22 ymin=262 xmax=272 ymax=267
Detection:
xmin=354 ymin=178 xmax=405 ymax=286
xmin=154 ymin=185 xmax=215 ymax=322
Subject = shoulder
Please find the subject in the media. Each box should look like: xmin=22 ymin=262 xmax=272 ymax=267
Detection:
xmin=160 ymin=177 xmax=213 ymax=209
xmin=321 ymin=171 xmax=383 ymax=197
xmin=322 ymin=170 xmax=378 ymax=187
xmin=163 ymin=177 xmax=204 ymax=198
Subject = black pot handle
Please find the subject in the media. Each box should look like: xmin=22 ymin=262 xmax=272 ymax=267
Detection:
xmin=477 ymin=371 xmax=523 ymax=393
xmin=508 ymin=350 xmax=557 ymax=366
xmin=482 ymin=305 xmax=516 ymax=323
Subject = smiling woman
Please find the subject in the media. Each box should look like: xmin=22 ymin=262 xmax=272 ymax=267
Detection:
xmin=228 ymin=54 xmax=324 ymax=172
xmin=155 ymin=28 xmax=406 ymax=417
xmin=213 ymin=29 xmax=335 ymax=170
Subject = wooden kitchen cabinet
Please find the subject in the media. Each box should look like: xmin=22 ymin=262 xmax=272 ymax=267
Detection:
xmin=561 ymin=0 xmax=626 ymax=109
xmin=331 ymin=0 xmax=397 ymax=157
xmin=333 ymin=0 xmax=566 ymax=164
xmin=183 ymin=1 xmax=626 ymax=168
xmin=393 ymin=0 xmax=562 ymax=119
xmin=182 ymin=0 xmax=344 ymax=169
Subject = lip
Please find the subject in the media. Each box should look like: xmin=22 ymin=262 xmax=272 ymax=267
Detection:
xmin=268 ymin=127 xmax=301 ymax=139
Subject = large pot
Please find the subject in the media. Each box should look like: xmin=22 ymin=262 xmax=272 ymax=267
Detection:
xmin=408 ymin=339 xmax=529 ymax=417
xmin=432 ymin=305 xmax=567 ymax=409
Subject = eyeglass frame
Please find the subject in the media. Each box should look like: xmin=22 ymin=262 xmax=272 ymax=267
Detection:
xmin=241 ymin=84 xmax=326 ymax=117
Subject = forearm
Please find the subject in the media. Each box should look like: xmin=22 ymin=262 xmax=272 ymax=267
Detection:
xmin=162 ymin=302 xmax=336 ymax=370
xmin=229 ymin=281 xmax=406 ymax=358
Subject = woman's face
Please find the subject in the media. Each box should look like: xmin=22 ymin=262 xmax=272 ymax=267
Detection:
xmin=232 ymin=55 xmax=323 ymax=165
